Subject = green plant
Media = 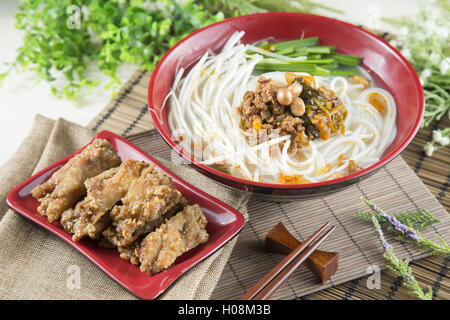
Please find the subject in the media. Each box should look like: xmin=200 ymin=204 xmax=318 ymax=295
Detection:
xmin=1 ymin=0 xmax=340 ymax=99
xmin=384 ymin=0 xmax=450 ymax=155
xmin=370 ymin=215 xmax=433 ymax=300
xmin=357 ymin=198 xmax=449 ymax=299
xmin=358 ymin=198 xmax=450 ymax=256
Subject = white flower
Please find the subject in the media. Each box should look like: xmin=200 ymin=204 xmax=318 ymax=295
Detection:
xmin=436 ymin=26 xmax=449 ymax=39
xmin=432 ymin=130 xmax=442 ymax=142
xmin=399 ymin=26 xmax=409 ymax=35
xmin=420 ymin=68 xmax=432 ymax=83
xmin=439 ymin=137 xmax=450 ymax=146
xmin=429 ymin=53 xmax=440 ymax=65
xmin=432 ymin=130 xmax=450 ymax=146
xmin=424 ymin=143 xmax=435 ymax=156
xmin=415 ymin=32 xmax=426 ymax=42
xmin=418 ymin=50 xmax=428 ymax=59
xmin=424 ymin=20 xmax=437 ymax=35
xmin=440 ymin=58 xmax=450 ymax=75
xmin=401 ymin=48 xmax=411 ymax=60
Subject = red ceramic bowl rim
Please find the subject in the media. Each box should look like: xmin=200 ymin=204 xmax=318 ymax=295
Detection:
xmin=148 ymin=12 xmax=424 ymax=190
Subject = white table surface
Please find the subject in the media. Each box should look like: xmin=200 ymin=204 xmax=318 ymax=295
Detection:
xmin=0 ymin=0 xmax=421 ymax=167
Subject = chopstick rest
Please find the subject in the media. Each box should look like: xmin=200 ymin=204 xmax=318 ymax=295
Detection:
xmin=240 ymin=222 xmax=336 ymax=300
xmin=264 ymin=222 xmax=339 ymax=284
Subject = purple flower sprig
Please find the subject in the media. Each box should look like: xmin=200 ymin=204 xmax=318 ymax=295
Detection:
xmin=361 ymin=198 xmax=450 ymax=256
xmin=364 ymin=198 xmax=419 ymax=241
xmin=372 ymin=215 xmax=391 ymax=252
xmin=370 ymin=216 xmax=432 ymax=300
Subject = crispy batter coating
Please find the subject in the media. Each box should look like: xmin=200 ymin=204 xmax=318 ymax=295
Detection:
xmin=34 ymin=139 xmax=209 ymax=275
xmin=138 ymin=204 xmax=209 ymax=275
xmin=117 ymin=241 xmax=141 ymax=265
xmin=102 ymin=166 xmax=186 ymax=247
xmin=32 ymin=139 xmax=121 ymax=222
xmin=66 ymin=159 xmax=150 ymax=241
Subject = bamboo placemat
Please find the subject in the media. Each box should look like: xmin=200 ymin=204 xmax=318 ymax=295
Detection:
xmin=87 ymin=35 xmax=449 ymax=301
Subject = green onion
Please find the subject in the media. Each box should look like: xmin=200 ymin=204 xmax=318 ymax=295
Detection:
xmin=307 ymin=54 xmax=322 ymax=60
xmin=324 ymin=53 xmax=362 ymax=66
xmin=254 ymin=62 xmax=317 ymax=73
xmin=292 ymin=58 xmax=335 ymax=65
xmin=307 ymin=45 xmax=336 ymax=54
xmin=274 ymin=47 xmax=294 ymax=55
xmin=261 ymin=58 xmax=335 ymax=65
xmin=320 ymin=62 xmax=338 ymax=70
xmin=254 ymin=60 xmax=331 ymax=77
xmin=329 ymin=69 xmax=359 ymax=76
xmin=314 ymin=67 xmax=330 ymax=77
xmin=248 ymin=36 xmax=363 ymax=78
xmin=257 ymin=40 xmax=269 ymax=48
xmin=272 ymin=37 xmax=319 ymax=51
xmin=294 ymin=48 xmax=309 ymax=55
xmin=258 ymin=43 xmax=274 ymax=51
xmin=285 ymin=52 xmax=301 ymax=57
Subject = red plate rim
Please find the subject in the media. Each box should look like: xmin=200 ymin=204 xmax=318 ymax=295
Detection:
xmin=6 ymin=130 xmax=246 ymax=299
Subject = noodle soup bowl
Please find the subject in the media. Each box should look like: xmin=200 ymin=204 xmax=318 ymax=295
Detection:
xmin=148 ymin=12 xmax=424 ymax=200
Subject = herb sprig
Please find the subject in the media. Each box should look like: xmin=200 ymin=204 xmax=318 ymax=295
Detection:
xmin=359 ymin=198 xmax=450 ymax=256
xmin=1 ymin=0 xmax=341 ymax=99
xmin=357 ymin=198 xmax=449 ymax=299
xmin=384 ymin=0 xmax=449 ymax=156
xmin=370 ymin=215 xmax=433 ymax=300
xmin=356 ymin=202 xmax=440 ymax=233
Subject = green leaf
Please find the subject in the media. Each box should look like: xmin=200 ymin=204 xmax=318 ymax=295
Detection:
xmin=7 ymin=0 xmax=341 ymax=99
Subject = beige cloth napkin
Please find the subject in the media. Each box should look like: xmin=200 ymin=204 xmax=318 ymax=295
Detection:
xmin=0 ymin=115 xmax=249 ymax=300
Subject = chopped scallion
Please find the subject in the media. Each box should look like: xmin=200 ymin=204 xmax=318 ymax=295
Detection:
xmin=324 ymin=53 xmax=361 ymax=66
xmin=307 ymin=45 xmax=336 ymax=54
xmin=272 ymin=37 xmax=319 ymax=51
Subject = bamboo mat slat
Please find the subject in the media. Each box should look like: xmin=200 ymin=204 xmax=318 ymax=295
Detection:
xmin=87 ymin=32 xmax=449 ymax=301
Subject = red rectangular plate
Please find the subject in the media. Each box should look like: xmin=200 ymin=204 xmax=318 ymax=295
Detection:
xmin=6 ymin=130 xmax=246 ymax=299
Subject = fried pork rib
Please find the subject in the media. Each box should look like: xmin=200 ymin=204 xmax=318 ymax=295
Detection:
xmin=32 ymin=139 xmax=121 ymax=222
xmin=102 ymin=166 xmax=186 ymax=248
xmin=138 ymin=204 xmax=209 ymax=275
xmin=62 ymin=159 xmax=150 ymax=241
xmin=33 ymin=139 xmax=210 ymax=274
xmin=117 ymin=241 xmax=141 ymax=265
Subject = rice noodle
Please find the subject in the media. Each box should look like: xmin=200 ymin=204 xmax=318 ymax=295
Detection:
xmin=166 ymin=31 xmax=397 ymax=183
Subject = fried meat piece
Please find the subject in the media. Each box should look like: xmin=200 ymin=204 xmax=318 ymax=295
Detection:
xmin=32 ymin=139 xmax=121 ymax=222
xmin=117 ymin=241 xmax=141 ymax=265
xmin=138 ymin=204 xmax=209 ymax=275
xmin=61 ymin=168 xmax=118 ymax=234
xmin=60 ymin=208 xmax=76 ymax=234
xmin=102 ymin=166 xmax=186 ymax=248
xmin=67 ymin=159 xmax=150 ymax=241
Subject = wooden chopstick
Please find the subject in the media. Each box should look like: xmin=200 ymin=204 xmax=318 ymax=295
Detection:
xmin=252 ymin=225 xmax=336 ymax=300
xmin=240 ymin=222 xmax=334 ymax=300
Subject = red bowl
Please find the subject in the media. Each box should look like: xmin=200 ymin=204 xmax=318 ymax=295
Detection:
xmin=148 ymin=12 xmax=424 ymax=200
